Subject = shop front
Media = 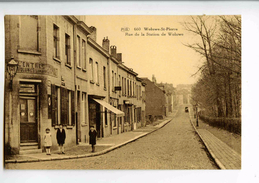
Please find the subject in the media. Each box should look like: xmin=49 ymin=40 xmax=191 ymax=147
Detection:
xmin=89 ymin=98 xmax=124 ymax=138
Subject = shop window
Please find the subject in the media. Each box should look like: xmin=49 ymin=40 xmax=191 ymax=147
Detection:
xmin=53 ymin=24 xmax=60 ymax=59
xmin=51 ymin=85 xmax=75 ymax=126
xmin=65 ymin=33 xmax=71 ymax=65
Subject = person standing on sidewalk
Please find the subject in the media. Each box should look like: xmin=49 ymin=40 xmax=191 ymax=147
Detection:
xmin=56 ymin=124 xmax=66 ymax=154
xmin=44 ymin=128 xmax=52 ymax=155
xmin=89 ymin=126 xmax=97 ymax=152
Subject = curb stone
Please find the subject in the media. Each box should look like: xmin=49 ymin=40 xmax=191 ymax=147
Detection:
xmin=5 ymin=111 xmax=177 ymax=164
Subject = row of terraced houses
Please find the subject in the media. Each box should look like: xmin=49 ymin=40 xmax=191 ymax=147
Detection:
xmin=4 ymin=15 xmax=172 ymax=155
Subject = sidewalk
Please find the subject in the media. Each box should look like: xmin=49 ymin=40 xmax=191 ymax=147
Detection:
xmin=5 ymin=111 xmax=177 ymax=164
xmin=189 ymin=110 xmax=241 ymax=169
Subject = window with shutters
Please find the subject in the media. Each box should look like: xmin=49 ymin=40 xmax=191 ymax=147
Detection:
xmin=53 ymin=24 xmax=60 ymax=59
xmin=65 ymin=33 xmax=71 ymax=65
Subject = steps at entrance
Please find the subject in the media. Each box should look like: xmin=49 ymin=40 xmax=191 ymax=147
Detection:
xmin=20 ymin=143 xmax=42 ymax=155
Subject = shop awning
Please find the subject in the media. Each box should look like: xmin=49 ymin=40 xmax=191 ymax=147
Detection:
xmin=93 ymin=99 xmax=125 ymax=117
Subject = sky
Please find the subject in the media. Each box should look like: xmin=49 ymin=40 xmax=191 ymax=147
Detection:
xmin=79 ymin=15 xmax=202 ymax=87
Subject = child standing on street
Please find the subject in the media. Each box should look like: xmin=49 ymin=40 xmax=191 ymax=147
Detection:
xmin=89 ymin=126 xmax=97 ymax=152
xmin=56 ymin=124 xmax=66 ymax=154
xmin=44 ymin=128 xmax=52 ymax=155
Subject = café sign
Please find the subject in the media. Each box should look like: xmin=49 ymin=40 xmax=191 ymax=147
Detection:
xmin=17 ymin=61 xmax=58 ymax=77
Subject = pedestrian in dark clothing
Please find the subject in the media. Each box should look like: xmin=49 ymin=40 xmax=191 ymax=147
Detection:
xmin=89 ymin=126 xmax=97 ymax=152
xmin=56 ymin=124 xmax=66 ymax=154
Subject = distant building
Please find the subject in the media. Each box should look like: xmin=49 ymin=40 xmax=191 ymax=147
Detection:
xmin=141 ymin=78 xmax=168 ymax=120
xmin=175 ymin=84 xmax=192 ymax=105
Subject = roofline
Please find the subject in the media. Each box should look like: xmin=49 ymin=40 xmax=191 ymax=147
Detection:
xmin=77 ymin=21 xmax=93 ymax=35
xmin=87 ymin=38 xmax=110 ymax=58
xmin=118 ymin=63 xmax=138 ymax=76
xmin=63 ymin=15 xmax=78 ymax=24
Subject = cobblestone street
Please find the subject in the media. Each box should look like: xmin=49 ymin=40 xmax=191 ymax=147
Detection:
xmin=5 ymin=108 xmax=217 ymax=169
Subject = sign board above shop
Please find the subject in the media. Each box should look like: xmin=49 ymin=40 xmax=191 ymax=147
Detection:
xmin=17 ymin=61 xmax=58 ymax=77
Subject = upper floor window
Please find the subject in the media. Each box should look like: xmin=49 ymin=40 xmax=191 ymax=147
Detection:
xmin=112 ymin=71 xmax=114 ymax=92
xmin=115 ymin=73 xmax=117 ymax=87
xmin=20 ymin=15 xmax=40 ymax=52
xmin=96 ymin=62 xmax=99 ymax=84
xmin=53 ymin=24 xmax=60 ymax=59
xmin=103 ymin=66 xmax=106 ymax=89
xmin=124 ymin=78 xmax=127 ymax=96
xmin=122 ymin=77 xmax=124 ymax=95
xmin=82 ymin=39 xmax=86 ymax=70
xmin=65 ymin=33 xmax=71 ymax=65
xmin=77 ymin=36 xmax=81 ymax=67
xmin=89 ymin=58 xmax=94 ymax=82
xmin=127 ymin=79 xmax=129 ymax=96
xmin=119 ymin=75 xmax=121 ymax=96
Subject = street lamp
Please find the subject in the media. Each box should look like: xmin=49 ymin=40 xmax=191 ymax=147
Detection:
xmin=7 ymin=58 xmax=19 ymax=91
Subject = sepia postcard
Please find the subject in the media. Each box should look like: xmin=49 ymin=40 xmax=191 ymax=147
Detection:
xmin=0 ymin=1 xmax=258 ymax=183
xmin=3 ymin=14 xmax=241 ymax=170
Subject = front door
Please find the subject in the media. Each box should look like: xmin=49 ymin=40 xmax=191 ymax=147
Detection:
xmin=20 ymin=97 xmax=38 ymax=143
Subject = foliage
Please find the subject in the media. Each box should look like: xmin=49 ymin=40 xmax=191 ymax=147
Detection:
xmin=199 ymin=115 xmax=241 ymax=135
xmin=183 ymin=15 xmax=241 ymax=118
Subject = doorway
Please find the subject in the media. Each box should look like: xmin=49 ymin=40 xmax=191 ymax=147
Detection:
xmin=20 ymin=97 xmax=38 ymax=143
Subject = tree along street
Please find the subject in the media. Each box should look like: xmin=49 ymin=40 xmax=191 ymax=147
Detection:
xmin=6 ymin=106 xmax=218 ymax=169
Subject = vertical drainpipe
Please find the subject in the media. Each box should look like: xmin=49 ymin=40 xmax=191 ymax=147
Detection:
xmin=73 ymin=22 xmax=78 ymax=144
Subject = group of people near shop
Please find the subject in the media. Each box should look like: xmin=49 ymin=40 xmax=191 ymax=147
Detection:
xmin=43 ymin=125 xmax=97 ymax=155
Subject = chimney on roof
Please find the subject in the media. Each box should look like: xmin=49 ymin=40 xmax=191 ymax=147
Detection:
xmin=89 ymin=26 xmax=97 ymax=41
xmin=102 ymin=37 xmax=110 ymax=53
xmin=110 ymin=45 xmax=117 ymax=58
xmin=116 ymin=53 xmax=122 ymax=63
